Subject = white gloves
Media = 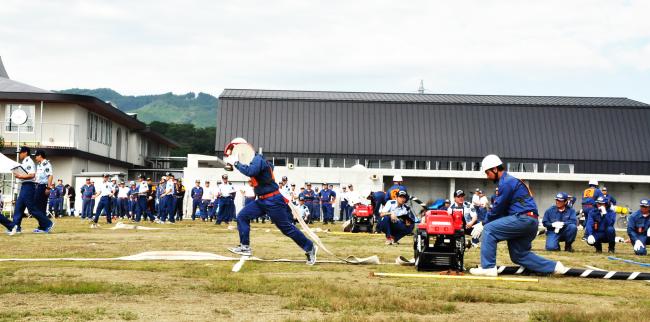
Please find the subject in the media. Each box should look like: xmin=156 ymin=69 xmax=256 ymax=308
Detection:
xmin=551 ymin=221 xmax=564 ymax=233
xmin=634 ymin=240 xmax=645 ymax=252
xmin=587 ymin=235 xmax=596 ymax=245
xmin=647 ymin=229 xmax=650 ymax=237
xmin=599 ymin=206 xmax=607 ymax=215
xmin=471 ymin=222 xmax=483 ymax=239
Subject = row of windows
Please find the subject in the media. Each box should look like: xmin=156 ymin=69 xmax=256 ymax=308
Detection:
xmin=268 ymin=157 xmax=573 ymax=173
xmin=87 ymin=112 xmax=112 ymax=146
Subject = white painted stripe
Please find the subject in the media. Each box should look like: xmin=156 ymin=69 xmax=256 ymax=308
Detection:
xmin=604 ymin=271 xmax=616 ymax=279
xmin=580 ymin=270 xmax=592 ymax=277
xmin=628 ymin=272 xmax=640 ymax=280
xmin=516 ymin=266 xmax=525 ymax=274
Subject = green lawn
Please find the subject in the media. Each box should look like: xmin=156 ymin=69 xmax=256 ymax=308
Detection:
xmin=0 ymin=217 xmax=648 ymax=321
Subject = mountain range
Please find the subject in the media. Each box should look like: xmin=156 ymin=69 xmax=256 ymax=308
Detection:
xmin=57 ymin=88 xmax=218 ymax=128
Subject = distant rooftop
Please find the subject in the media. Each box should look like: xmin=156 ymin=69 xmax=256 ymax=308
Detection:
xmin=220 ymin=88 xmax=648 ymax=107
xmin=0 ymin=56 xmax=50 ymax=93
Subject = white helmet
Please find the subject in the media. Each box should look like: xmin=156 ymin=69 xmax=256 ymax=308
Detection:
xmin=481 ymin=154 xmax=503 ymax=171
xmin=588 ymin=179 xmax=598 ymax=186
xmin=224 ymin=137 xmax=248 ymax=157
xmin=393 ymin=175 xmax=403 ymax=182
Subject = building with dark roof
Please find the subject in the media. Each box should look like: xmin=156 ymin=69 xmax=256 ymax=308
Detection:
xmin=0 ymin=57 xmax=178 ymax=208
xmin=216 ymin=88 xmax=650 ymax=175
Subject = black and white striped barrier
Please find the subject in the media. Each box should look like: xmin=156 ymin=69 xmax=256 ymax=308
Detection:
xmin=496 ymin=265 xmax=650 ymax=281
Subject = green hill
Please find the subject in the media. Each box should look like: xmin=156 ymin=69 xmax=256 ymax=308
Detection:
xmin=58 ymin=88 xmax=218 ymax=128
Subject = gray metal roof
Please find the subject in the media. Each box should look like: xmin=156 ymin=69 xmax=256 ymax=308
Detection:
xmin=0 ymin=77 xmax=50 ymax=93
xmin=216 ymin=90 xmax=650 ymax=165
xmin=0 ymin=56 xmax=7 ymax=78
xmin=220 ymin=89 xmax=649 ymax=107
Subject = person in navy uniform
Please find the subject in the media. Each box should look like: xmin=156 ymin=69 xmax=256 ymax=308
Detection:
xmin=47 ymin=183 xmax=61 ymax=217
xmin=216 ymin=174 xmax=236 ymax=225
xmin=585 ymin=196 xmax=617 ymax=253
xmin=80 ymin=178 xmax=95 ymax=220
xmin=368 ymin=190 xmax=387 ymax=232
xmin=378 ymin=190 xmax=415 ymax=245
xmin=190 ymin=180 xmax=203 ymax=221
xmin=55 ymin=179 xmax=64 ymax=217
xmin=628 ymin=199 xmax=650 ymax=255
xmin=224 ymin=138 xmax=317 ymax=265
xmin=601 ymin=187 xmax=617 ymax=205
xmin=128 ymin=181 xmax=138 ymax=219
xmin=33 ymin=150 xmax=53 ymax=215
xmin=91 ymin=173 xmax=115 ymax=228
xmin=319 ymin=183 xmax=336 ymax=224
xmin=339 ymin=185 xmax=349 ymax=222
xmin=9 ymin=147 xmax=54 ymax=235
xmin=135 ymin=175 xmax=155 ymax=222
xmin=300 ymin=183 xmax=316 ymax=224
xmin=386 ymin=175 xmax=407 ymax=201
xmin=175 ymin=178 xmax=185 ymax=221
xmin=469 ymin=155 xmax=565 ymax=277
xmin=542 ymin=192 xmax=578 ymax=252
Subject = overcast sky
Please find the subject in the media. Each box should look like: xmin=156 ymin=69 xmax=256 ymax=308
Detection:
xmin=1 ymin=0 xmax=649 ymax=102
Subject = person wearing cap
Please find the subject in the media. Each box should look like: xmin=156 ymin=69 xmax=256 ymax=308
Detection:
xmin=627 ymin=199 xmax=650 ymax=255
xmin=33 ymin=150 xmax=53 ymax=215
xmin=297 ymin=196 xmax=310 ymax=223
xmin=80 ymin=178 xmax=95 ymax=220
xmin=190 ymin=180 xmax=204 ymax=221
xmin=299 ymin=183 xmax=317 ymax=223
xmin=154 ymin=177 xmax=165 ymax=222
xmin=223 ymin=138 xmax=317 ymax=265
xmin=47 ymin=182 xmax=61 ymax=218
xmin=135 ymin=175 xmax=154 ymax=222
xmin=469 ymin=154 xmax=565 ymax=277
xmin=64 ymin=183 xmax=76 ymax=217
xmin=200 ymin=180 xmax=215 ymax=222
xmin=319 ymin=183 xmax=336 ymax=224
xmin=448 ymin=190 xmax=478 ymax=246
xmin=109 ymin=176 xmax=119 ymax=221
xmin=289 ymin=183 xmax=299 ymax=205
xmin=216 ymin=174 xmax=236 ymax=225
xmin=441 ymin=199 xmax=451 ymax=210
xmin=601 ymin=187 xmax=617 ymax=206
xmin=472 ymin=188 xmax=481 ymax=208
xmin=378 ymin=190 xmax=415 ymax=245
xmin=585 ymin=195 xmax=617 ymax=253
xmin=279 ymin=176 xmax=291 ymax=197
xmin=91 ymin=174 xmax=115 ymax=228
xmin=386 ymin=175 xmax=407 ymax=201
xmin=9 ymin=146 xmax=54 ymax=235
xmin=55 ymin=178 xmax=65 ymax=217
xmin=160 ymin=173 xmax=176 ymax=224
xmin=542 ymin=192 xmax=578 ymax=252
xmin=174 ymin=178 xmax=186 ymax=221
xmin=127 ymin=181 xmax=138 ymax=219
xmin=116 ymin=181 xmax=130 ymax=219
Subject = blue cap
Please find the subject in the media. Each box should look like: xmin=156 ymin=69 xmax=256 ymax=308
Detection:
xmin=596 ymin=196 xmax=607 ymax=204
xmin=640 ymin=199 xmax=649 ymax=207
xmin=555 ymin=192 xmax=568 ymax=201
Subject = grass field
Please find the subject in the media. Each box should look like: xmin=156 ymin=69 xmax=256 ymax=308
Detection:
xmin=0 ymin=217 xmax=648 ymax=322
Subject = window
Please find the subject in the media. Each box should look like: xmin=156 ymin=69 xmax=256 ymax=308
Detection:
xmin=294 ymin=158 xmax=323 ymax=167
xmin=449 ymin=161 xmax=466 ymax=171
xmin=5 ymin=104 xmax=35 ymax=132
xmin=272 ymin=157 xmax=287 ymax=167
xmin=329 ymin=158 xmax=358 ymax=168
xmin=543 ymin=163 xmax=574 ymax=173
xmin=401 ymin=160 xmax=429 ymax=170
xmin=508 ymin=162 xmax=537 ymax=172
xmin=469 ymin=162 xmax=481 ymax=171
xmin=366 ymin=159 xmax=394 ymax=169
xmin=438 ymin=161 xmax=449 ymax=170
xmin=88 ymin=112 xmax=112 ymax=145
xmin=140 ymin=138 xmax=148 ymax=156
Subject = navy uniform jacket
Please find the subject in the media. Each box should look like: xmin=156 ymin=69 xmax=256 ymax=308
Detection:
xmin=582 ymin=187 xmax=603 ymax=206
xmin=48 ymin=187 xmax=61 ymax=200
xmin=585 ymin=207 xmax=616 ymax=236
xmin=191 ymin=187 xmax=203 ymax=200
xmin=301 ymin=189 xmax=316 ymax=203
xmin=386 ymin=184 xmax=407 ymax=200
xmin=485 ymin=172 xmax=537 ymax=224
xmin=81 ymin=185 xmax=96 ymax=199
xmin=627 ymin=210 xmax=650 ymax=242
xmin=319 ymin=189 xmax=336 ymax=204
xmin=234 ymin=154 xmax=279 ymax=196
xmin=542 ymin=206 xmax=577 ymax=230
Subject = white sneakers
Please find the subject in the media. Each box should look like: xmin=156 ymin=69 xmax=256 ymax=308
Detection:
xmin=554 ymin=261 xmax=569 ymax=274
xmin=90 ymin=223 xmax=100 ymax=229
xmin=469 ymin=267 xmax=498 ymax=277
